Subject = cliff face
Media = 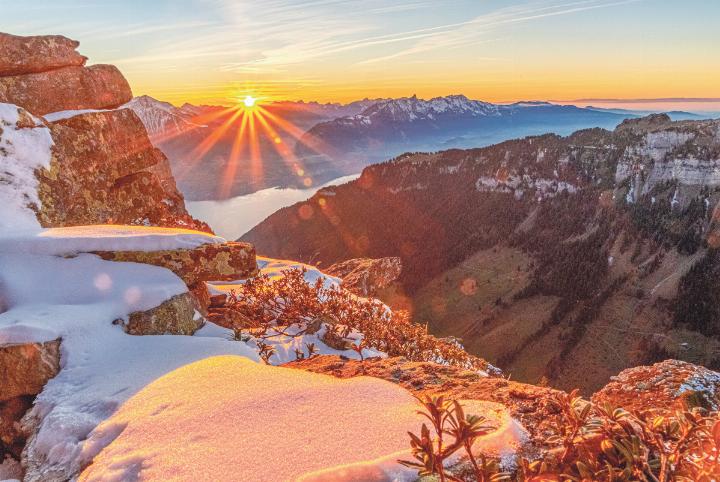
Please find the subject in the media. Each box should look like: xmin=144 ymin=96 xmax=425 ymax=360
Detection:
xmin=243 ymin=115 xmax=720 ymax=392
xmin=615 ymin=115 xmax=720 ymax=205
xmin=0 ymin=32 xmax=207 ymax=231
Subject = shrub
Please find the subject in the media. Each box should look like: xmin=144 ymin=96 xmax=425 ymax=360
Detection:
xmin=224 ymin=267 xmax=494 ymax=372
xmin=400 ymin=395 xmax=509 ymax=482
xmin=403 ymin=390 xmax=720 ymax=481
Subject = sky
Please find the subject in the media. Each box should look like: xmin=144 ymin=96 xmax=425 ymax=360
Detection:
xmin=3 ymin=0 xmax=720 ymax=109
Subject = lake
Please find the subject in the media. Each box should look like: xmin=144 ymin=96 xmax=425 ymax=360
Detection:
xmin=186 ymin=174 xmax=359 ymax=240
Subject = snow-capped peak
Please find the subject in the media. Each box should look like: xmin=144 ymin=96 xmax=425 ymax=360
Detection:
xmin=360 ymin=94 xmax=500 ymax=122
xmin=124 ymin=95 xmax=204 ymax=137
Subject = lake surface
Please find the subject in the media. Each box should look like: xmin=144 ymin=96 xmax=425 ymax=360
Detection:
xmin=187 ymin=174 xmax=359 ymax=240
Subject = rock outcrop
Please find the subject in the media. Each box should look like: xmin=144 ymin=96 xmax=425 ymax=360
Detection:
xmin=592 ymin=359 xmax=720 ymax=413
xmin=94 ymin=241 xmax=257 ymax=287
xmin=0 ymin=65 xmax=131 ymax=116
xmin=325 ymin=257 xmax=402 ymax=298
xmin=0 ymin=31 xmax=208 ymax=231
xmin=615 ymin=115 xmax=720 ymax=206
xmin=121 ymin=293 xmax=200 ymax=336
xmin=0 ymin=340 xmax=61 ymax=461
xmin=0 ymin=33 xmax=87 ymax=76
xmin=38 ymin=109 xmax=206 ymax=230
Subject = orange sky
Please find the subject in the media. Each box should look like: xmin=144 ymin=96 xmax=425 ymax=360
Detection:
xmin=6 ymin=0 xmax=720 ymax=109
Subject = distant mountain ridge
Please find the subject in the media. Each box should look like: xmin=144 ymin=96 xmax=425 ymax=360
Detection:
xmin=295 ymin=94 xmax=636 ymax=166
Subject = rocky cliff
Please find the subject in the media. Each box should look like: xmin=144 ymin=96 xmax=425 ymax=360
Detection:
xmin=0 ymin=32 xmax=207 ymax=231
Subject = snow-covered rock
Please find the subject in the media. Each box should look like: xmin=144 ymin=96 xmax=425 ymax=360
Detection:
xmin=0 ymin=103 xmax=54 ymax=232
xmin=360 ymin=94 xmax=501 ymax=123
xmin=0 ymin=248 xmax=259 ymax=481
xmin=0 ymin=225 xmax=223 ymax=253
xmin=593 ymin=359 xmax=720 ymax=413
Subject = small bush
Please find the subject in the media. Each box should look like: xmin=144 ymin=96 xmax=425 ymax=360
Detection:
xmin=403 ymin=390 xmax=720 ymax=481
xmin=225 ymin=267 xmax=493 ymax=372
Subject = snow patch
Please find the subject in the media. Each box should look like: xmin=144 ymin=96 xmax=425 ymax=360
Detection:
xmin=78 ymin=356 xmax=525 ymax=482
xmin=0 ymin=225 xmax=225 ymax=254
xmin=43 ymin=108 xmax=115 ymax=122
xmin=0 ymin=103 xmax=54 ymax=232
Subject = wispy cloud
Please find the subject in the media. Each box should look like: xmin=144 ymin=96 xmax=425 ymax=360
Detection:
xmin=357 ymin=0 xmax=644 ymax=65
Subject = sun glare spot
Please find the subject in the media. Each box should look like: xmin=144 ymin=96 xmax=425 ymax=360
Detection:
xmin=243 ymin=95 xmax=257 ymax=108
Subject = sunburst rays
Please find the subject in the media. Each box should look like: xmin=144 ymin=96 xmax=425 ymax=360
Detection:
xmin=169 ymin=97 xmax=337 ymax=199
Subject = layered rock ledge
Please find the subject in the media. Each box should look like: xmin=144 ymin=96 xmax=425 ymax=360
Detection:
xmin=0 ymin=33 xmax=87 ymax=76
xmin=0 ymin=65 xmax=131 ymax=116
xmin=0 ymin=32 xmax=208 ymax=231
xmin=94 ymin=241 xmax=257 ymax=287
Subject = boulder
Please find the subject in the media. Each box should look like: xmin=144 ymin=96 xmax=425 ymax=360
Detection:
xmin=120 ymin=293 xmax=200 ymax=336
xmin=324 ymin=257 xmax=402 ymax=297
xmin=0 ymin=340 xmax=61 ymax=402
xmin=0 ymin=64 xmax=131 ymax=116
xmin=0 ymin=340 xmax=60 ymax=462
xmin=0 ymin=33 xmax=87 ymax=76
xmin=95 ymin=241 xmax=257 ymax=286
xmin=37 ymin=109 xmax=209 ymax=231
xmin=592 ymin=359 xmax=720 ymax=413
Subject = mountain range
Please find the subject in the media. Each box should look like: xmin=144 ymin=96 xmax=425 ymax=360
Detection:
xmin=242 ymin=113 xmax=720 ymax=393
xmin=129 ymin=94 xmax=648 ymax=201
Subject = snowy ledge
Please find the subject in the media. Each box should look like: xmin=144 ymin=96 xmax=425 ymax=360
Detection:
xmin=0 ymin=225 xmax=225 ymax=256
xmin=42 ymin=108 xmax=118 ymax=122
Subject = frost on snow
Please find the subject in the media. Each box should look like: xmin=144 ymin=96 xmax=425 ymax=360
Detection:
xmin=78 ymin=356 xmax=526 ymax=482
xmin=0 ymin=103 xmax=54 ymax=232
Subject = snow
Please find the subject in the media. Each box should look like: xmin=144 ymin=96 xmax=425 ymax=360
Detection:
xmin=43 ymin=108 xmax=114 ymax=122
xmin=0 ymin=227 xmax=402 ymax=478
xmin=0 ymin=246 xmax=257 ymax=480
xmin=0 ymin=103 xmax=54 ymax=232
xmin=0 ymin=225 xmax=225 ymax=255
xmin=78 ymin=356 xmax=526 ymax=482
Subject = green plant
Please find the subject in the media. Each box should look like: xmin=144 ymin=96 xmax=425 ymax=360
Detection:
xmin=256 ymin=340 xmax=275 ymax=364
xmin=400 ymin=395 xmax=509 ymax=482
xmin=404 ymin=391 xmax=720 ymax=482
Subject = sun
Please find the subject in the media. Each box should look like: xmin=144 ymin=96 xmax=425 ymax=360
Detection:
xmin=243 ymin=95 xmax=257 ymax=108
